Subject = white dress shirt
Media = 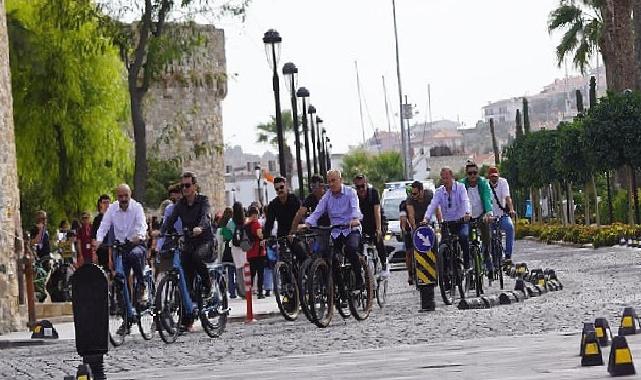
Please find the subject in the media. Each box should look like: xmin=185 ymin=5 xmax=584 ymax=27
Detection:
xmin=96 ymin=200 xmax=148 ymax=243
xmin=490 ymin=177 xmax=511 ymax=217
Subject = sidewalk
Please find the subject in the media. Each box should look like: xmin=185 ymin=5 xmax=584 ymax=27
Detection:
xmin=0 ymin=295 xmax=280 ymax=343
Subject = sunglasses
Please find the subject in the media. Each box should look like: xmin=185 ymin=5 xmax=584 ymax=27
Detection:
xmin=355 ymin=184 xmax=366 ymax=189
xmin=181 ymin=183 xmax=192 ymax=189
xmin=275 ymin=185 xmax=285 ymax=191
xmin=467 ymin=171 xmax=478 ymax=175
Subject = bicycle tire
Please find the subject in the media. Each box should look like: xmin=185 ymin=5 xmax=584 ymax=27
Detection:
xmin=451 ymin=243 xmax=466 ymax=303
xmin=298 ymin=257 xmax=314 ymax=322
xmin=472 ymin=244 xmax=483 ymax=297
xmin=348 ymin=256 xmax=373 ymax=321
xmin=308 ymin=258 xmax=334 ymax=328
xmin=155 ymin=274 xmax=183 ymax=344
xmin=201 ymin=275 xmax=228 ymax=338
xmin=436 ymin=244 xmax=453 ymax=305
xmin=376 ymin=277 xmax=388 ymax=308
xmin=137 ymin=275 xmax=155 ymax=340
xmin=108 ymin=280 xmax=127 ymax=347
xmin=494 ymin=239 xmax=504 ymax=290
xmin=273 ymin=261 xmax=300 ymax=321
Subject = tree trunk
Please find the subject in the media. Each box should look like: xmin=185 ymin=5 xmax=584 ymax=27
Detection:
xmin=603 ymin=0 xmax=638 ymax=91
xmin=566 ymin=182 xmax=575 ymax=225
xmin=584 ymin=182 xmax=591 ymax=226
xmin=489 ymin=118 xmax=500 ymax=165
xmin=592 ymin=175 xmax=600 ymax=226
xmin=555 ymin=182 xmax=566 ymax=226
xmin=633 ymin=0 xmax=641 ymax=89
xmin=130 ymin=87 xmax=147 ymax=204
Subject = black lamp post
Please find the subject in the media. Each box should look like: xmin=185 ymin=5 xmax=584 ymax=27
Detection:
xmin=255 ymin=166 xmax=262 ymax=205
xmin=263 ymin=29 xmax=286 ymax=178
xmin=320 ymin=128 xmax=327 ymax=177
xmin=297 ymin=87 xmax=312 ymax=185
xmin=309 ymin=107 xmax=318 ymax=174
xmin=316 ymin=116 xmax=324 ymax=176
xmin=283 ymin=62 xmax=305 ymax=198
xmin=326 ymin=138 xmax=332 ymax=170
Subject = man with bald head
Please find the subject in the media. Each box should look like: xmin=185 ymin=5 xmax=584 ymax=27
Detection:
xmin=96 ymin=184 xmax=148 ymax=323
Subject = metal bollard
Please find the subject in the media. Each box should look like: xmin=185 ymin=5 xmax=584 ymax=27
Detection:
xmin=243 ymin=262 xmax=254 ymax=322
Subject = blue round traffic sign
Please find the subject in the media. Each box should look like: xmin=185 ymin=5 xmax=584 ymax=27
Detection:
xmin=412 ymin=226 xmax=435 ymax=253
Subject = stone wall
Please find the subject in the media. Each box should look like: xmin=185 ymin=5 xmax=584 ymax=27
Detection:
xmin=144 ymin=23 xmax=227 ymax=211
xmin=0 ymin=1 xmax=26 ymax=333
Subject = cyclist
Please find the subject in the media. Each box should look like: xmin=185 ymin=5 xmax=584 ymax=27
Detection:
xmin=161 ymin=172 xmax=214 ymax=302
xmin=304 ymin=169 xmax=364 ymax=290
xmin=95 ymin=184 xmax=148 ymax=323
xmin=264 ymin=176 xmax=303 ymax=259
xmin=353 ymin=174 xmax=388 ymax=276
xmin=459 ymin=160 xmax=494 ymax=276
xmin=487 ymin=166 xmax=516 ymax=265
xmin=405 ymin=181 xmax=437 ymax=285
xmin=290 ymin=174 xmax=329 ymax=255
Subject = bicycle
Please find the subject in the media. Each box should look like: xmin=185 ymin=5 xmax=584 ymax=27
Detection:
xmin=307 ymin=225 xmax=373 ymax=328
xmin=436 ymin=220 xmax=467 ymax=305
xmin=362 ymin=234 xmax=388 ymax=308
xmin=155 ymin=232 xmax=228 ymax=344
xmin=465 ymin=218 xmax=485 ymax=297
xmin=108 ymin=240 xmax=155 ymax=347
xmin=270 ymin=235 xmax=303 ymax=321
xmin=488 ymin=216 xmax=505 ymax=290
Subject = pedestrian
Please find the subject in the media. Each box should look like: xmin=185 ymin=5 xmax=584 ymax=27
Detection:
xmin=57 ymin=220 xmax=75 ymax=263
xmin=230 ymin=202 xmax=246 ymax=297
xmin=217 ymin=207 xmax=238 ymax=298
xmin=92 ymin=194 xmax=114 ymax=273
xmin=76 ymin=211 xmax=95 ymax=267
xmin=245 ymin=206 xmax=265 ymax=299
xmin=30 ymin=210 xmax=50 ymax=259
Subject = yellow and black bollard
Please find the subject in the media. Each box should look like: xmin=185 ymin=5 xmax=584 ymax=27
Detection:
xmin=608 ymin=336 xmax=636 ymax=376
xmin=412 ymin=226 xmax=437 ymax=313
xmin=618 ymin=307 xmax=638 ymax=336
xmin=595 ymin=317 xmax=612 ymax=346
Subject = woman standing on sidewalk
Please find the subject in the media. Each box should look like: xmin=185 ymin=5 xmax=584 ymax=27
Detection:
xmin=217 ymin=207 xmax=238 ymax=298
xmin=230 ymin=202 xmax=246 ymax=297
xmin=245 ymin=207 xmax=265 ymax=299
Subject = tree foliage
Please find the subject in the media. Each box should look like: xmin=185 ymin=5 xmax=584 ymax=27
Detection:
xmin=341 ymin=149 xmax=404 ymax=192
xmin=7 ymin=0 xmax=132 ymax=229
xmin=145 ymin=158 xmax=181 ymax=209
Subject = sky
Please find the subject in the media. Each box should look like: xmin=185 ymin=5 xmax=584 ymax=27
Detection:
xmin=215 ymin=0 xmax=587 ymax=154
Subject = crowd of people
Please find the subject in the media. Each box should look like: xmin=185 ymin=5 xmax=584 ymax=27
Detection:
xmin=28 ymin=160 xmax=516 ymax=315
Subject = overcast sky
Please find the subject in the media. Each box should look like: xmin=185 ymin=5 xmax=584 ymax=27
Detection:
xmin=216 ymin=0 xmax=587 ymax=154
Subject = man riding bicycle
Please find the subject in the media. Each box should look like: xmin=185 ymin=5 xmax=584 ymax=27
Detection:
xmin=488 ymin=166 xmax=516 ymax=265
xmin=291 ymin=174 xmax=329 ymax=256
xmin=304 ymin=169 xmax=364 ymax=290
xmin=353 ymin=174 xmax=389 ymax=276
xmin=161 ymin=172 xmax=214 ymax=304
xmin=405 ymin=181 xmax=436 ymax=285
xmin=459 ymin=160 xmax=494 ymax=275
xmin=95 ymin=184 xmax=148 ymax=322
xmin=265 ymin=176 xmax=304 ymax=260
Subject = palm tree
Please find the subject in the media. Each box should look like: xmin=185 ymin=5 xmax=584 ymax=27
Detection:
xmin=256 ymin=110 xmax=295 ymax=185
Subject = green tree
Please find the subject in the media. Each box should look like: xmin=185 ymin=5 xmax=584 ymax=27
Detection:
xmin=255 ymin=110 xmax=294 ymax=182
xmin=7 ymin=0 xmax=132 ymax=229
xmin=145 ymin=159 xmax=181 ymax=209
xmin=341 ymin=149 xmax=403 ymax=192
xmin=99 ymin=0 xmax=249 ymax=203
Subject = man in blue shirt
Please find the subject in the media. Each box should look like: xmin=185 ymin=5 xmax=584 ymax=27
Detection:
xmin=305 ymin=169 xmax=364 ymax=288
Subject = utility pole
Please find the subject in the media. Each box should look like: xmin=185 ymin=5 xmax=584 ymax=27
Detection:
xmin=355 ymin=61 xmax=366 ymax=146
xmin=392 ymin=0 xmax=408 ymax=180
xmin=382 ymin=75 xmax=392 ymax=133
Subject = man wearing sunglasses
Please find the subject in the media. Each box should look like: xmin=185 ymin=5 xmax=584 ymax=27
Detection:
xmin=488 ymin=166 xmax=516 ymax=265
xmin=161 ymin=172 xmax=214 ymax=309
xmin=353 ymin=174 xmax=388 ymax=275
xmin=424 ymin=167 xmax=471 ymax=268
xmin=460 ymin=160 xmax=494 ymax=275
xmin=405 ymin=181 xmax=436 ymax=285
xmin=265 ymin=177 xmax=302 ymax=251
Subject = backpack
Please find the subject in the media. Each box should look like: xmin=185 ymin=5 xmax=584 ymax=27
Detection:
xmin=239 ymin=223 xmax=254 ymax=252
xmin=232 ymin=223 xmax=242 ymax=247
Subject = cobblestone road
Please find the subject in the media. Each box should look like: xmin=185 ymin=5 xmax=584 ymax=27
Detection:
xmin=2 ymin=240 xmax=641 ymax=379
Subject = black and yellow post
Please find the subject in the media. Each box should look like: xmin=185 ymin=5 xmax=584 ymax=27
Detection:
xmin=413 ymin=226 xmax=437 ymax=313
xmin=580 ymin=331 xmax=604 ymax=367
xmin=618 ymin=307 xmax=638 ymax=336
xmin=608 ymin=336 xmax=636 ymax=376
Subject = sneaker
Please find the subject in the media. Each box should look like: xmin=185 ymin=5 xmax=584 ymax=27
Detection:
xmin=116 ymin=322 xmax=130 ymax=336
xmin=257 ymin=293 xmax=265 ymax=299
xmin=264 ymin=290 xmax=271 ymax=297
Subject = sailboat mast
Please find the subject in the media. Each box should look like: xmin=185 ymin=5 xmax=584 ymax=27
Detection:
xmin=355 ymin=61 xmax=366 ymax=145
xmin=383 ymin=75 xmax=392 ymax=133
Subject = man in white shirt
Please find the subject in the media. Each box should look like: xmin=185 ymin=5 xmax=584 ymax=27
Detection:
xmin=96 ymin=184 xmax=148 ymax=320
xmin=487 ymin=166 xmax=516 ymax=262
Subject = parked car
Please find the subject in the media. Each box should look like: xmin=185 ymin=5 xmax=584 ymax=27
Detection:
xmin=382 ymin=188 xmax=408 ymax=270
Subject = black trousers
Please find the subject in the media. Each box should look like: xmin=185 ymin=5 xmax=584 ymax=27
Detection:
xmin=182 ymin=240 xmax=211 ymax=293
xmin=248 ymin=256 xmax=265 ymax=294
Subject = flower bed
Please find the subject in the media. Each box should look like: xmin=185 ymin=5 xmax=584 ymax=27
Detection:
xmin=516 ymin=220 xmax=639 ymax=248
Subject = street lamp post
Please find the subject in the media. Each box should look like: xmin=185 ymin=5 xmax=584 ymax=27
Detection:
xmin=255 ymin=166 xmax=262 ymax=205
xmin=309 ymin=107 xmax=318 ymax=174
xmin=283 ymin=62 xmax=305 ymax=198
xmin=320 ymin=128 xmax=327 ymax=177
xmin=263 ymin=180 xmax=269 ymax=204
xmin=231 ymin=188 xmax=236 ymax=203
xmin=263 ymin=29 xmax=287 ymax=178
xmin=327 ymin=139 xmax=332 ymax=170
xmin=316 ymin=117 xmax=324 ymax=176
xmin=297 ymin=87 xmax=312 ymax=186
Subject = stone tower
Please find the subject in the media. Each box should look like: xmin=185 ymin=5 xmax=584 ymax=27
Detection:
xmin=144 ymin=23 xmax=227 ymax=211
xmin=0 ymin=1 xmax=26 ymax=333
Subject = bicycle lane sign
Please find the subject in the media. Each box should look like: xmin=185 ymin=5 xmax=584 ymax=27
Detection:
xmin=412 ymin=226 xmax=437 ymax=286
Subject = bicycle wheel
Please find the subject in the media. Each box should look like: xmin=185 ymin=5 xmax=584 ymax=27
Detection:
xmin=137 ymin=276 xmax=155 ymax=340
xmin=298 ymin=257 xmax=314 ymax=322
xmin=451 ymin=244 xmax=466 ymax=302
xmin=436 ymin=244 xmax=453 ymax=305
xmin=494 ymin=239 xmax=504 ymax=290
xmin=308 ymin=258 xmax=334 ymax=328
xmin=348 ymin=256 xmax=373 ymax=321
xmin=201 ymin=275 xmax=228 ymax=338
xmin=108 ymin=280 xmax=127 ymax=347
xmin=155 ymin=274 xmax=183 ymax=344
xmin=472 ymin=245 xmax=483 ymax=297
xmin=273 ymin=261 xmax=300 ymax=321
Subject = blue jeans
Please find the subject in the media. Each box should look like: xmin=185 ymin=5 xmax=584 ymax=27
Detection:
xmin=263 ymin=267 xmax=273 ymax=292
xmin=224 ymin=263 xmax=237 ymax=298
xmin=113 ymin=244 xmax=145 ymax=318
xmin=496 ymin=216 xmax=515 ymax=259
xmin=172 ymin=249 xmax=195 ymax=314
